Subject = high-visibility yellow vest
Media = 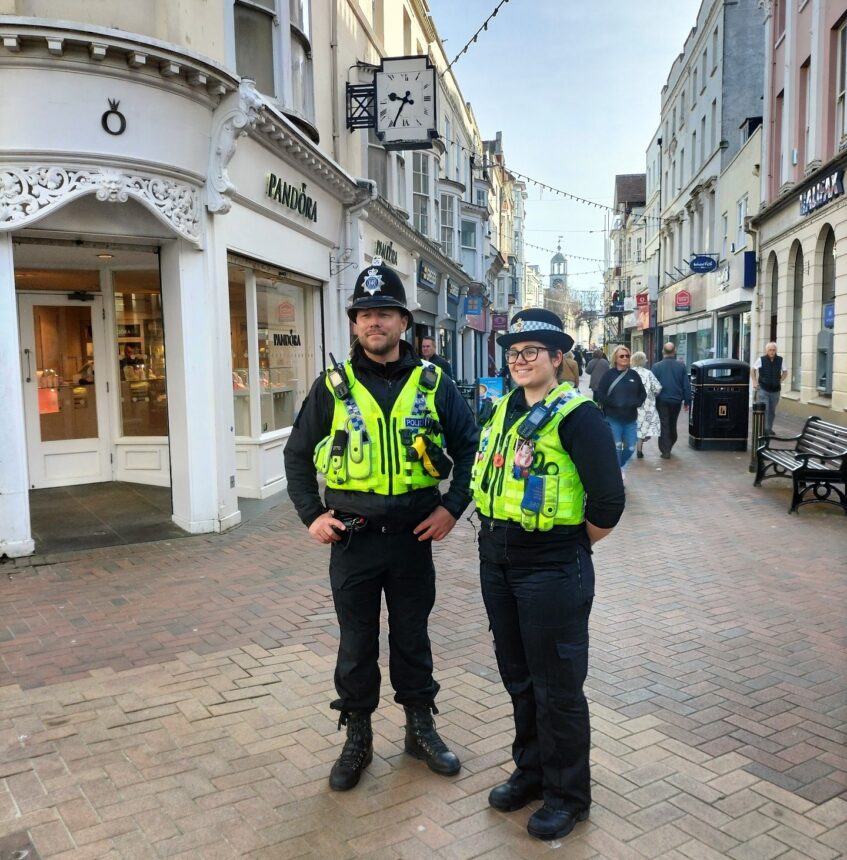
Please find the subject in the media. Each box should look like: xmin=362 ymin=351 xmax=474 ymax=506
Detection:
xmin=471 ymin=383 xmax=590 ymax=530
xmin=313 ymin=360 xmax=445 ymax=494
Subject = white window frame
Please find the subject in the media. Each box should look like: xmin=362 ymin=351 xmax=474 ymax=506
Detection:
xmin=460 ymin=219 xmax=478 ymax=278
xmin=837 ymin=22 xmax=847 ymax=147
xmin=413 ymin=152 xmax=432 ymax=237
xmin=736 ymin=196 xmax=748 ymax=251
xmin=721 ymin=212 xmax=729 ymax=259
xmin=440 ymin=193 xmax=456 ymax=258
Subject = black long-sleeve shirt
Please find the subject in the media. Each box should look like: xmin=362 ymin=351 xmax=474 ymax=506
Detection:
xmin=284 ymin=341 xmax=479 ymax=527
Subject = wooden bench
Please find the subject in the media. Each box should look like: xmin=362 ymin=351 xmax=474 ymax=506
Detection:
xmin=754 ymin=417 xmax=847 ymax=514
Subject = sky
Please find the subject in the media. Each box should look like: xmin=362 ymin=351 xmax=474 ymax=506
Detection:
xmin=427 ymin=0 xmax=703 ymax=294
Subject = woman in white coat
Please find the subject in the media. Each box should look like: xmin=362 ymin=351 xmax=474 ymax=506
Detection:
xmin=630 ymin=352 xmax=662 ymax=459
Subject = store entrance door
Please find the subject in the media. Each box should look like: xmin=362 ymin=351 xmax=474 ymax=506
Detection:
xmin=18 ymin=292 xmax=112 ymax=488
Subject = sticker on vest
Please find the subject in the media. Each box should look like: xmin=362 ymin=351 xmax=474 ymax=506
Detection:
xmin=404 ymin=417 xmax=430 ymax=429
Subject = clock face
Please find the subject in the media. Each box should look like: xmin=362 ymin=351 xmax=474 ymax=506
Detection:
xmin=374 ymin=57 xmax=437 ymax=149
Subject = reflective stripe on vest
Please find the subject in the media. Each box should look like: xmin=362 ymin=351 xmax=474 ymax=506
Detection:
xmin=471 ymin=383 xmax=589 ymax=530
xmin=313 ymin=361 xmax=443 ymax=494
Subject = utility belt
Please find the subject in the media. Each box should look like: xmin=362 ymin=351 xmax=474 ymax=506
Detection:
xmin=478 ymin=514 xmax=584 ymax=535
xmin=759 ymin=384 xmax=781 ymax=393
xmin=333 ymin=512 xmax=414 ymax=535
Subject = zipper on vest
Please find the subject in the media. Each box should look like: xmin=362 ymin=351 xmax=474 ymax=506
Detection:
xmin=480 ymin=431 xmax=502 ymax=493
xmin=391 ymin=417 xmax=401 ymax=473
xmin=377 ymin=418 xmax=387 ymax=478
xmin=489 ymin=431 xmax=510 ymax=514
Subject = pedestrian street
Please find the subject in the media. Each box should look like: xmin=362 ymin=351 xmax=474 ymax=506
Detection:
xmin=1 ymin=412 xmax=845 ymax=859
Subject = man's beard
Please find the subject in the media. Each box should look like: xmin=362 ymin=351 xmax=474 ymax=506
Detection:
xmin=362 ymin=331 xmax=400 ymax=356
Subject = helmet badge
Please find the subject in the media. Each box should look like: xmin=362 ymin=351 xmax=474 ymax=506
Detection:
xmin=362 ymin=267 xmax=384 ymax=296
xmin=513 ymin=318 xmax=525 ymax=332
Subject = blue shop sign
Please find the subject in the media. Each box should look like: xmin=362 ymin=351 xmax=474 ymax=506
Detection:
xmin=824 ymin=303 xmax=835 ymax=329
xmin=689 ymin=255 xmax=718 ymax=274
xmin=465 ymin=295 xmax=482 ymax=316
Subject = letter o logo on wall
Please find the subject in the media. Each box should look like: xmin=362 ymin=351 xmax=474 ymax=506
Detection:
xmin=101 ymin=99 xmax=127 ymax=136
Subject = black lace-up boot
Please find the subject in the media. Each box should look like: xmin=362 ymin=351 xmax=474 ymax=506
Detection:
xmin=328 ymin=711 xmax=373 ymax=791
xmin=404 ymin=705 xmax=461 ymax=776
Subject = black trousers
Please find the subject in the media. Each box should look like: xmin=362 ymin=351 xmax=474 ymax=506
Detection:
xmin=329 ymin=527 xmax=439 ymax=714
xmin=480 ymin=540 xmax=594 ymax=813
xmin=657 ymin=400 xmax=683 ymax=455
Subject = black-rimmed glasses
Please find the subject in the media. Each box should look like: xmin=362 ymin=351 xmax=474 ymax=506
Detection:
xmin=505 ymin=346 xmax=554 ymax=364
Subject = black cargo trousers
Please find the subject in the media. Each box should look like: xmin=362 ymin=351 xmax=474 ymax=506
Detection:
xmin=329 ymin=524 xmax=440 ymax=716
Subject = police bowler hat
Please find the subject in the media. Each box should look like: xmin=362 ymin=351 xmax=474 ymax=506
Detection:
xmin=347 ymin=257 xmax=413 ymax=323
xmin=497 ymin=308 xmax=574 ymax=353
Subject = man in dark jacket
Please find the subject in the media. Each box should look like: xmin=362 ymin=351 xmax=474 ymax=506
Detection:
xmin=751 ymin=342 xmax=787 ymax=435
xmin=420 ymin=335 xmax=453 ymax=379
xmin=283 ymin=258 xmax=478 ymax=792
xmin=651 ymin=342 xmax=692 ymax=459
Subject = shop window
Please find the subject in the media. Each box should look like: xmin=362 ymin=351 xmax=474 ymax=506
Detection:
xmin=229 ymin=263 xmax=315 ymax=437
xmin=413 ymin=152 xmax=430 ymax=235
xmin=440 ymin=193 xmax=456 ymax=258
xmin=791 ymin=244 xmax=803 ymax=390
xmin=113 ymin=271 xmax=168 ymax=438
xmin=821 ymin=227 xmax=835 ymax=326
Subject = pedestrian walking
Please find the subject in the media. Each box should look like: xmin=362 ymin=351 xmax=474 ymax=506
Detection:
xmin=420 ymin=335 xmax=453 ymax=379
xmin=751 ymin=342 xmax=787 ymax=435
xmin=651 ymin=342 xmax=692 ymax=459
xmin=630 ymin=351 xmax=662 ymax=459
xmin=560 ymin=350 xmax=581 ymax=389
xmin=572 ymin=345 xmax=585 ymax=375
xmin=595 ymin=345 xmax=646 ymax=474
xmin=585 ymin=348 xmax=610 ymax=403
xmin=470 ymin=308 xmax=625 ymax=842
xmin=283 ymin=257 xmax=478 ymax=792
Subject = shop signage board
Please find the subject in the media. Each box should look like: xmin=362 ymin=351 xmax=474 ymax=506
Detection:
xmin=447 ymin=278 xmax=460 ymax=300
xmin=266 ymin=174 xmax=318 ymax=222
xmin=636 ymin=292 xmax=648 ymax=307
xmin=824 ymin=302 xmax=835 ymax=328
xmin=418 ymin=260 xmax=438 ymax=290
xmin=465 ymin=295 xmax=482 ymax=315
xmin=689 ymin=255 xmax=718 ymax=274
xmin=674 ymin=289 xmax=691 ymax=312
xmin=799 ymin=169 xmax=844 ymax=216
xmin=374 ymin=239 xmax=398 ymax=265
xmin=491 ymin=312 xmax=508 ymax=332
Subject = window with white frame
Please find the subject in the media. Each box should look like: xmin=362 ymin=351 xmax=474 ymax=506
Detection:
xmin=837 ymin=22 xmax=847 ymax=147
xmin=721 ymin=212 xmax=728 ymax=258
xmin=232 ymin=0 xmax=315 ymax=130
xmin=367 ymin=128 xmax=388 ymax=196
xmin=444 ymin=118 xmax=451 ymax=178
xmin=711 ymin=99 xmax=717 ymax=149
xmin=636 ymin=237 xmax=642 ymax=263
xmin=712 ymin=27 xmax=719 ymax=73
xmin=692 ymin=131 xmax=697 ymax=171
xmin=440 ymin=193 xmax=456 ymax=258
xmin=700 ymin=115 xmax=706 ymax=162
xmin=701 ymin=49 xmax=707 ymax=90
xmin=736 ymin=196 xmax=748 ymax=250
xmin=234 ymin=0 xmax=276 ymax=95
xmin=475 ymin=187 xmax=487 ymax=208
xmin=413 ymin=152 xmax=430 ymax=235
xmin=461 ymin=220 xmax=477 ymax=278
xmin=396 ymin=154 xmax=407 ymax=212
xmin=680 ymin=92 xmax=686 ymax=125
xmin=692 ymin=68 xmax=698 ymax=104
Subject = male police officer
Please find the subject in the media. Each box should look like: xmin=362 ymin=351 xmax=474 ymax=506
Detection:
xmin=283 ymin=258 xmax=478 ymax=791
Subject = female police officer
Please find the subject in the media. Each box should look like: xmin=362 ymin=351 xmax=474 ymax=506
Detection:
xmin=471 ymin=308 xmax=625 ymax=841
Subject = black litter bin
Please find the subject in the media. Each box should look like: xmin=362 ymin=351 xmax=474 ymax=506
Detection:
xmin=688 ymin=358 xmax=750 ymax=451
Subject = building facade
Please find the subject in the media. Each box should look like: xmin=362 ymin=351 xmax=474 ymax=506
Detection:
xmin=646 ymin=0 xmax=764 ymax=366
xmin=0 ymin=0 xmax=521 ymax=557
xmin=751 ymin=0 xmax=847 ymax=418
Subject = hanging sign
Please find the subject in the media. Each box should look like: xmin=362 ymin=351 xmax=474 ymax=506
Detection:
xmin=418 ymin=260 xmax=437 ymax=290
xmin=674 ymin=289 xmax=691 ymax=312
xmin=689 ymin=255 xmax=718 ymax=273
xmin=635 ymin=292 xmax=648 ymax=307
xmin=465 ymin=295 xmax=482 ymax=316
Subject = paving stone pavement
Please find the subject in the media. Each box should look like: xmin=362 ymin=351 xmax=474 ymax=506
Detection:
xmin=1 ymin=413 xmax=845 ymax=859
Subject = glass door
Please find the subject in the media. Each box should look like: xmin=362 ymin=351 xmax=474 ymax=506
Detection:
xmin=18 ymin=293 xmax=112 ymax=488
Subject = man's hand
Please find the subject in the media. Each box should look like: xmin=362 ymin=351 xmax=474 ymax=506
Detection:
xmin=413 ymin=505 xmax=456 ymax=542
xmin=308 ymin=510 xmax=346 ymax=544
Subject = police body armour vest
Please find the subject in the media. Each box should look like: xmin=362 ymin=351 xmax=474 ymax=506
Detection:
xmin=313 ymin=360 xmax=444 ymax=494
xmin=471 ymin=383 xmax=590 ymax=531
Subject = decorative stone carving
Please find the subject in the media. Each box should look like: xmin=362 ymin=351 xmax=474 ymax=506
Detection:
xmin=757 ymin=0 xmax=773 ymax=17
xmin=206 ymin=78 xmax=264 ymax=214
xmin=0 ymin=166 xmax=201 ymax=243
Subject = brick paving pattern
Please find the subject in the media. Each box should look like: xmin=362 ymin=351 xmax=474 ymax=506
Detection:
xmin=1 ymin=412 xmax=845 ymax=858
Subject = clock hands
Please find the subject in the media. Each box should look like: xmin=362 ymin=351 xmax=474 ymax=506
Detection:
xmin=389 ymin=90 xmax=414 ymax=127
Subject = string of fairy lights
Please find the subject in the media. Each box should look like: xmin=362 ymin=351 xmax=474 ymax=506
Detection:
xmin=442 ymin=0 xmax=512 ymax=77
